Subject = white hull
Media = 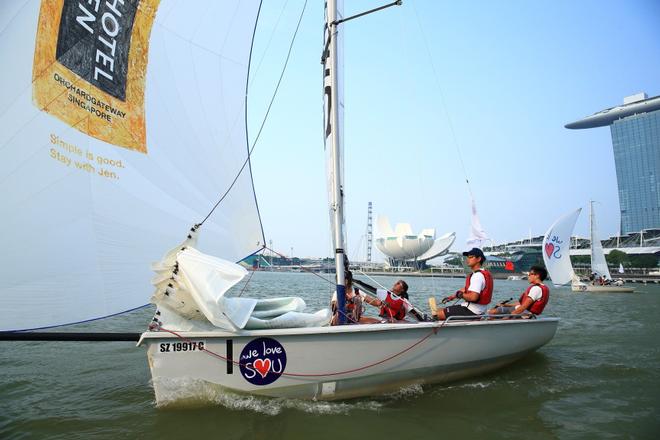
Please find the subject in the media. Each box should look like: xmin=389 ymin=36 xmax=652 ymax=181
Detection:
xmin=571 ymin=283 xmax=635 ymax=293
xmin=139 ymin=319 xmax=558 ymax=406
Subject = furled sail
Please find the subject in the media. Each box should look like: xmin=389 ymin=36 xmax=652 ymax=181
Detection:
xmin=589 ymin=202 xmax=611 ymax=280
xmin=543 ymin=208 xmax=581 ymax=286
xmin=0 ymin=0 xmax=264 ymax=331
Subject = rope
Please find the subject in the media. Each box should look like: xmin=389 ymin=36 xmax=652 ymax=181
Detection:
xmin=237 ymin=268 xmax=256 ymax=298
xmin=199 ymin=0 xmax=309 ymax=227
xmin=158 ymin=323 xmax=446 ymax=378
xmin=264 ymin=245 xmax=335 ymax=286
xmin=354 ymin=269 xmax=387 ymax=290
xmin=410 ymin=0 xmax=473 ymax=196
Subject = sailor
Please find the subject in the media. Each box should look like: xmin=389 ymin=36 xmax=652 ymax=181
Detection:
xmin=433 ymin=247 xmax=493 ymax=320
xmin=353 ymin=278 xmax=429 ymax=322
xmin=488 ymin=266 xmax=549 ymax=317
xmin=330 ymin=270 xmax=365 ymax=325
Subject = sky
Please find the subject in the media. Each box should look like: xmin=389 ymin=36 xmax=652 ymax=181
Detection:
xmin=244 ymin=0 xmax=660 ymax=261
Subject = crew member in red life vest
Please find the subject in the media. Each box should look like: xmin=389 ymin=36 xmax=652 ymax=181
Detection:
xmin=352 ymin=278 xmax=428 ymax=322
xmin=433 ymin=247 xmax=493 ymax=320
xmin=488 ymin=266 xmax=550 ymax=317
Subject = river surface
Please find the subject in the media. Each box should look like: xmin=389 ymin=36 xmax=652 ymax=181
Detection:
xmin=1 ymin=272 xmax=659 ymax=439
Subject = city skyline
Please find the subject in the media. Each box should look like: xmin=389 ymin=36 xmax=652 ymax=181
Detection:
xmin=245 ymin=0 xmax=660 ymax=260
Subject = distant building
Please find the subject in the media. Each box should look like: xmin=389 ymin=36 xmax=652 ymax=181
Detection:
xmin=566 ymin=92 xmax=660 ymax=234
xmin=375 ymin=216 xmax=455 ymax=269
xmin=484 ymin=229 xmax=660 ymax=263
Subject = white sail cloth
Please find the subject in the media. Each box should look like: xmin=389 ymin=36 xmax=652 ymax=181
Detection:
xmin=590 ymin=203 xmax=612 ymax=280
xmin=466 ymin=197 xmax=490 ymax=250
xmin=543 ymin=208 xmax=582 ymax=286
xmin=151 ymin=245 xmax=328 ymax=331
xmin=0 ymin=0 xmax=264 ymax=331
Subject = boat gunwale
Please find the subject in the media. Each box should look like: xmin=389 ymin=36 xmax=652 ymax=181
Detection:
xmin=137 ymin=317 xmax=560 ymax=345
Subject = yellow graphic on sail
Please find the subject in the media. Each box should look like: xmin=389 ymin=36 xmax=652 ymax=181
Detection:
xmin=32 ymin=0 xmax=160 ymax=153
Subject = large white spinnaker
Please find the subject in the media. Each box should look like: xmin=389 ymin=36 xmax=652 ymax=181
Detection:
xmin=543 ymin=208 xmax=581 ymax=286
xmin=0 ymin=0 xmax=264 ymax=331
xmin=589 ymin=201 xmax=611 ymax=280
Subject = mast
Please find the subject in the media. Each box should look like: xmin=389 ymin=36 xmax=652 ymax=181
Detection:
xmin=590 ymin=200 xmax=595 ymax=273
xmin=323 ymin=1 xmax=401 ymax=324
xmin=324 ymin=0 xmax=347 ymax=323
xmin=367 ymin=202 xmax=373 ymax=263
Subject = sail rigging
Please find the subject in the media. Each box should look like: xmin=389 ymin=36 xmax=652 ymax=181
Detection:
xmin=0 ymin=0 xmax=264 ymax=331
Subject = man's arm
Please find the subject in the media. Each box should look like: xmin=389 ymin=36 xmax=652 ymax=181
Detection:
xmin=352 ymin=281 xmax=383 ymax=307
xmin=353 ymin=278 xmax=377 ymax=295
xmin=511 ymin=296 xmax=534 ymax=315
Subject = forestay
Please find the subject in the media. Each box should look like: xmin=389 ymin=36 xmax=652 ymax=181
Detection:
xmin=0 ymin=0 xmax=264 ymax=331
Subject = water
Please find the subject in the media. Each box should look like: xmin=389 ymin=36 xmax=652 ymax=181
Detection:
xmin=1 ymin=272 xmax=659 ymax=439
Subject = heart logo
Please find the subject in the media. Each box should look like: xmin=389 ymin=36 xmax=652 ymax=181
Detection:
xmin=253 ymin=358 xmax=271 ymax=378
xmin=544 ymin=242 xmax=555 ymax=258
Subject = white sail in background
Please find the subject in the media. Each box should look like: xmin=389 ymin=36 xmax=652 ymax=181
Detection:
xmin=0 ymin=0 xmax=264 ymax=331
xmin=590 ymin=202 xmax=611 ymax=280
xmin=466 ymin=197 xmax=489 ymax=249
xmin=543 ymin=208 xmax=582 ymax=286
xmin=619 ymin=263 xmax=625 ymax=274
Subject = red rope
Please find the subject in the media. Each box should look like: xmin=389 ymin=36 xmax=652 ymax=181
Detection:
xmin=158 ymin=324 xmax=445 ymax=378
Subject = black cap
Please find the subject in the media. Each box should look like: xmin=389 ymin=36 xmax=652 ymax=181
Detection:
xmin=462 ymin=247 xmax=486 ymax=262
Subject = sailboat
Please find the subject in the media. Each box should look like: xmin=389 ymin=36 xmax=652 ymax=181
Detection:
xmin=543 ymin=204 xmax=634 ymax=293
xmin=1 ymin=0 xmax=558 ymax=405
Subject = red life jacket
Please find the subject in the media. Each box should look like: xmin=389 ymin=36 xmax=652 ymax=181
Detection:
xmin=464 ymin=269 xmax=493 ymax=305
xmin=518 ymin=283 xmax=550 ymax=315
xmin=379 ymin=292 xmax=406 ymax=321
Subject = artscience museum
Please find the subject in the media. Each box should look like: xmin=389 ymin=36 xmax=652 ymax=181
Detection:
xmin=374 ymin=215 xmax=455 ymax=269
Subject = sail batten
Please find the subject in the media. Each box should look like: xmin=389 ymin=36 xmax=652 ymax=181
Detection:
xmin=1 ymin=0 xmax=264 ymax=331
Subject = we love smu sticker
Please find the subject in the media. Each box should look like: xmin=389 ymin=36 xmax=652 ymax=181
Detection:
xmin=239 ymin=338 xmax=287 ymax=386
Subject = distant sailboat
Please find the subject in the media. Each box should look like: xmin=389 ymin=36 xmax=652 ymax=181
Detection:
xmin=543 ymin=203 xmax=634 ymax=293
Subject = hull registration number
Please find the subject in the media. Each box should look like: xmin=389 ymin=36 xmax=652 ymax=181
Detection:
xmin=159 ymin=341 xmax=205 ymax=353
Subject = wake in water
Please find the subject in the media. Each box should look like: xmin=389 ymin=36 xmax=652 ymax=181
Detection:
xmin=152 ymin=378 xmax=425 ymax=415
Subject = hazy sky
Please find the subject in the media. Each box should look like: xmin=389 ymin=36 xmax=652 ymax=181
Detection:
xmin=245 ymin=0 xmax=660 ymax=261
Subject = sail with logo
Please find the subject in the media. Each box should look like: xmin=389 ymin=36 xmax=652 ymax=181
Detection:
xmin=0 ymin=0 xmax=265 ymax=331
xmin=542 ymin=208 xmax=581 ymax=286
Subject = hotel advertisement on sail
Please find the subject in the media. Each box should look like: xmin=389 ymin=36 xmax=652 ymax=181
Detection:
xmin=32 ymin=0 xmax=160 ymax=153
